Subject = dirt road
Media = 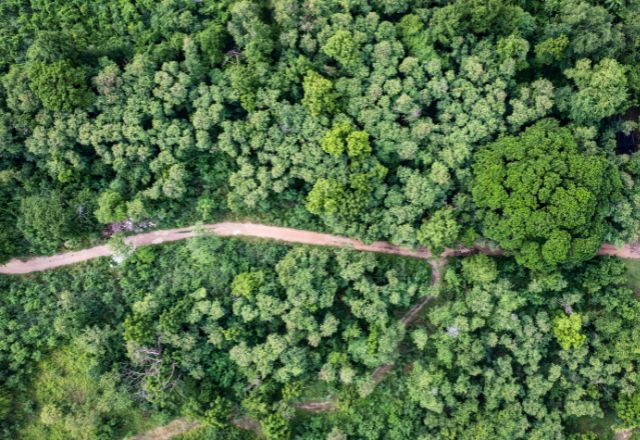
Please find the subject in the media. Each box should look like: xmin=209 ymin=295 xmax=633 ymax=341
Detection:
xmin=1 ymin=221 xmax=637 ymax=275
xmin=0 ymin=222 xmax=440 ymax=275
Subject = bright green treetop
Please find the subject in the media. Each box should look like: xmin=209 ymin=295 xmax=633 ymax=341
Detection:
xmin=472 ymin=119 xmax=621 ymax=271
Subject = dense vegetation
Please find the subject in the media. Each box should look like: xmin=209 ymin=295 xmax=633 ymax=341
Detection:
xmin=2 ymin=238 xmax=640 ymax=439
xmin=2 ymin=0 xmax=640 ymax=439
xmin=0 ymin=238 xmax=434 ymax=438
xmin=0 ymin=0 xmax=639 ymax=261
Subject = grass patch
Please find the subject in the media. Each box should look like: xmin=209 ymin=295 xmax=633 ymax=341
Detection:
xmin=624 ymin=260 xmax=640 ymax=298
xmin=297 ymin=380 xmax=336 ymax=402
xmin=567 ymin=411 xmax=617 ymax=439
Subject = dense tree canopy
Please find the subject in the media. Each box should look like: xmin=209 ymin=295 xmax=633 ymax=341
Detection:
xmin=472 ymin=119 xmax=622 ymax=271
xmin=0 ymin=0 xmax=637 ymax=258
xmin=293 ymin=256 xmax=640 ymax=439
xmin=1 ymin=0 xmax=640 ymax=438
xmin=0 ymin=237 xmax=436 ymax=438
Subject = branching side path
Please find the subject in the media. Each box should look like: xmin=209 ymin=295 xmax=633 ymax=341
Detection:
xmin=3 ymin=222 xmax=637 ymax=439
xmin=131 ymin=257 xmax=445 ymax=439
xmin=295 ymin=257 xmax=445 ymax=414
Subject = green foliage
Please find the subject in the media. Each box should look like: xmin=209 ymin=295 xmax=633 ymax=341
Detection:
xmin=95 ymin=190 xmax=128 ymax=224
xmin=228 ymin=63 xmax=260 ymax=112
xmin=615 ymin=393 xmax=640 ymax=429
xmin=497 ymin=33 xmax=530 ymax=70
xmin=108 ymin=233 xmax=134 ymax=262
xmin=397 ymin=15 xmax=435 ymax=61
xmin=568 ymin=433 xmax=598 ymax=440
xmin=306 ymin=178 xmax=346 ymax=216
xmin=461 ymin=254 xmax=498 ymax=285
xmin=27 ymin=60 xmax=93 ymax=111
xmin=322 ymin=30 xmax=360 ymax=72
xmin=1 ymin=1 xmax=640 ymax=437
xmin=454 ymin=0 xmax=529 ymax=35
xmin=403 ymin=257 xmax=640 ymax=438
xmin=231 ymin=271 xmax=265 ymax=299
xmin=0 ymin=0 xmax=636 ymax=258
xmin=174 ymin=424 xmax=253 ymax=440
xmin=261 ymin=414 xmax=290 ymax=440
xmin=112 ymin=236 xmax=430 ymax=424
xmin=302 ymin=71 xmax=336 ymax=117
xmin=535 ymin=36 xmax=570 ymax=65
xmin=18 ymin=193 xmax=72 ymax=253
xmin=417 ymin=208 xmax=461 ymax=253
xmin=472 ymin=119 xmax=621 ymax=271
xmin=563 ymin=58 xmax=629 ymax=124
xmin=20 ymin=337 xmax=138 ymax=440
xmin=346 ymin=131 xmax=371 ymax=159
xmin=320 ymin=122 xmax=371 ymax=159
xmin=0 ymin=386 xmax=10 ymax=424
xmin=198 ymin=23 xmax=227 ymax=66
xmin=297 ymin=257 xmax=640 ymax=439
xmin=552 ymin=313 xmax=587 ymax=350
xmin=320 ymin=121 xmax=352 ymax=157
xmin=202 ymin=397 xmax=232 ymax=429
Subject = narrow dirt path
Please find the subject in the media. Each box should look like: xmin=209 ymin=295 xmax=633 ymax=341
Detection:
xmin=131 ymin=418 xmax=200 ymax=440
xmin=615 ymin=428 xmax=634 ymax=440
xmin=365 ymin=257 xmax=443 ymax=389
xmin=295 ymin=399 xmax=338 ymax=412
xmin=1 ymin=221 xmax=638 ymax=275
xmin=6 ymin=222 xmax=637 ymax=439
xmin=295 ymin=258 xmax=444 ymax=416
xmin=0 ymin=222 xmax=437 ymax=274
xmin=131 ymin=416 xmax=262 ymax=440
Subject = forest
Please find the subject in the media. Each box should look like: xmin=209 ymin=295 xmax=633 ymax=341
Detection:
xmin=1 ymin=0 xmax=640 ymax=438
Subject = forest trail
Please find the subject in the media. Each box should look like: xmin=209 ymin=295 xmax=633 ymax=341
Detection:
xmin=2 ymin=223 xmax=636 ymax=437
xmin=615 ymin=429 xmax=634 ymax=440
xmin=1 ymin=220 xmax=637 ymax=275
xmin=0 ymin=222 xmax=439 ymax=274
xmin=295 ymin=257 xmax=444 ymax=415
xmin=130 ymin=418 xmax=200 ymax=440
xmin=7 ymin=223 xmax=630 ymax=438
xmin=368 ymin=257 xmax=444 ymax=386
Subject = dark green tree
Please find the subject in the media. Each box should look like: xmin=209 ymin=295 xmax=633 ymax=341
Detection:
xmin=27 ymin=60 xmax=93 ymax=111
xmin=18 ymin=193 xmax=72 ymax=252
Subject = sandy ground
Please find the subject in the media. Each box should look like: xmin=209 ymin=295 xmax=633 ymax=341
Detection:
xmin=2 ymin=221 xmax=637 ymax=275
xmin=131 ymin=418 xmax=200 ymax=440
xmin=615 ymin=429 xmax=634 ymax=440
xmin=0 ymin=222 xmax=436 ymax=274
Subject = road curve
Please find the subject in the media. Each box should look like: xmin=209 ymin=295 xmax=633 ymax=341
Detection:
xmin=0 ymin=221 xmax=637 ymax=275
xmin=0 ymin=222 xmax=439 ymax=275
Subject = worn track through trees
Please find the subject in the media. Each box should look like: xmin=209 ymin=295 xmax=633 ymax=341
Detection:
xmin=2 ymin=221 xmax=639 ymax=275
xmin=295 ymin=257 xmax=444 ymax=413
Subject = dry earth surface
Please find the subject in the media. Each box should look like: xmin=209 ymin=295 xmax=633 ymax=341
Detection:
xmin=3 ymin=221 xmax=638 ymax=275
